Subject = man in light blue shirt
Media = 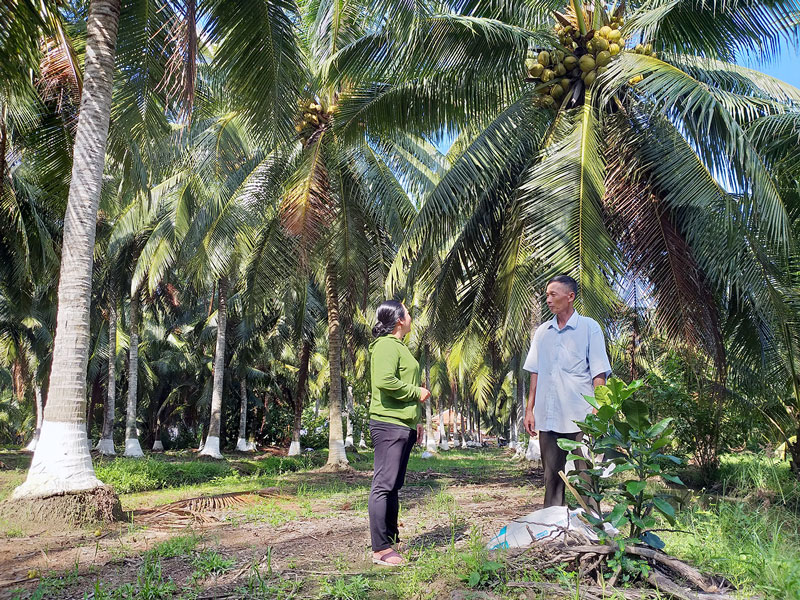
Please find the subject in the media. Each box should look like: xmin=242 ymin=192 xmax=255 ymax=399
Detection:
xmin=523 ymin=275 xmax=611 ymax=507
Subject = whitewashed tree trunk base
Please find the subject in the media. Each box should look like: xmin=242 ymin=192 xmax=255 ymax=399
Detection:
xmin=288 ymin=440 xmax=302 ymax=456
xmin=124 ymin=438 xmax=144 ymax=457
xmin=235 ymin=437 xmax=254 ymax=452
xmin=358 ymin=437 xmax=367 ymax=449
xmin=199 ymin=435 xmax=223 ymax=459
xmin=96 ymin=438 xmax=116 ymax=455
xmin=438 ymin=425 xmax=450 ymax=451
xmin=426 ymin=437 xmax=437 ymax=453
xmin=344 ymin=435 xmax=354 ymax=448
xmin=326 ymin=439 xmax=348 ymax=466
xmin=151 ymin=440 xmax=164 ymax=452
xmin=13 ymin=421 xmax=102 ymax=499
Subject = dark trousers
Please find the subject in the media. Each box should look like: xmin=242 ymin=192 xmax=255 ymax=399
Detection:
xmin=539 ymin=430 xmax=586 ymax=508
xmin=368 ymin=419 xmax=417 ymax=551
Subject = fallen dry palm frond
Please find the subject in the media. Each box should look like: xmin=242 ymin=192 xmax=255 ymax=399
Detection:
xmin=134 ymin=487 xmax=288 ymax=527
xmin=504 ymin=535 xmax=746 ymax=600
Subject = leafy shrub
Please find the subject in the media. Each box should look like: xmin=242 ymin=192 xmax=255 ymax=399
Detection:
xmin=560 ymin=377 xmax=685 ymax=549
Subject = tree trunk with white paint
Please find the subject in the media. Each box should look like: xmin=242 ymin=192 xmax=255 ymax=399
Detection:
xmin=438 ymin=396 xmax=450 ymax=450
xmin=24 ymin=386 xmax=44 ymax=452
xmin=201 ymin=276 xmax=228 ymax=459
xmin=289 ymin=340 xmax=310 ymax=456
xmin=359 ymin=393 xmax=369 ymax=449
xmin=325 ymin=263 xmax=348 ymax=466
xmin=450 ymin=379 xmax=460 ymax=448
xmin=13 ymin=0 xmax=122 ymax=501
xmin=423 ymin=349 xmax=436 ymax=452
xmin=123 ymin=290 xmax=143 ymax=457
xmin=236 ymin=379 xmax=253 ymax=452
xmin=344 ymin=384 xmax=354 ymax=448
xmin=98 ymin=292 xmax=117 ymax=455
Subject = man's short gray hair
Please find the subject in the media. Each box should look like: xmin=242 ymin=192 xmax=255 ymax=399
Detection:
xmin=547 ymin=275 xmax=578 ymax=296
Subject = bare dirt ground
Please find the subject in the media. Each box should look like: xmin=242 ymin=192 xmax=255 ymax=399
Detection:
xmin=0 ymin=451 xmax=544 ymax=599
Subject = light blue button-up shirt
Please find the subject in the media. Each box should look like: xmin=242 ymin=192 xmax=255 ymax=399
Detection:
xmin=523 ymin=310 xmax=612 ymax=434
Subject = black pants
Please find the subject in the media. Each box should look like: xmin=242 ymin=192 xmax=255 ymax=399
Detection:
xmin=539 ymin=430 xmax=586 ymax=508
xmin=368 ymin=419 xmax=417 ymax=551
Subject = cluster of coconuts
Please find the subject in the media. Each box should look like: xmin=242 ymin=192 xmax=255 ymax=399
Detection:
xmin=295 ymin=100 xmax=334 ymax=139
xmin=525 ymin=14 xmax=654 ymax=107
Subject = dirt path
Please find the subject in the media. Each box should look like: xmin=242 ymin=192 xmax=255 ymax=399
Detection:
xmin=0 ymin=455 xmax=544 ymax=599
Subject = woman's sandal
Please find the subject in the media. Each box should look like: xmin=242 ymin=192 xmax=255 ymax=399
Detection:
xmin=372 ymin=549 xmax=404 ymax=566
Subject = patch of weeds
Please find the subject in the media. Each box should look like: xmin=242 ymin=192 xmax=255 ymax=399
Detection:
xmin=664 ymin=499 xmax=800 ymax=599
xmin=145 ymin=532 xmax=201 ymax=560
xmin=240 ymin=499 xmax=297 ymax=526
xmin=190 ymin=549 xmax=234 ymax=580
xmin=3 ymin=525 xmax=24 ymax=538
xmin=96 ymin=457 xmax=235 ymax=494
xmin=461 ymin=559 xmax=504 ymax=589
xmin=135 ymin=556 xmax=178 ymax=599
xmin=318 ymin=574 xmax=370 ymax=600
xmin=237 ymin=559 xmax=303 ymax=599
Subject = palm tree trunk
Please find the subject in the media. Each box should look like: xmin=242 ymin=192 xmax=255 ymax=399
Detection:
xmin=450 ymin=379 xmax=460 ymax=447
xmin=24 ymin=386 xmax=44 ymax=452
xmin=325 ymin=263 xmax=348 ymax=466
xmin=201 ymin=276 xmax=228 ymax=458
xmin=98 ymin=292 xmax=117 ymax=455
xmin=345 ymin=384 xmax=355 ymax=448
xmin=236 ymin=379 xmax=252 ymax=452
xmin=13 ymin=0 xmax=121 ymax=501
xmin=124 ymin=289 xmax=143 ymax=457
xmin=289 ymin=340 xmax=310 ymax=456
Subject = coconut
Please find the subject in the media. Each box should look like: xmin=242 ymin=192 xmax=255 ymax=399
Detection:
xmin=541 ymin=68 xmax=555 ymax=82
xmin=555 ymin=50 xmax=565 ymax=62
xmin=538 ymin=51 xmax=550 ymax=66
xmin=529 ymin=63 xmax=544 ymax=77
xmin=650 ymin=52 xmax=658 ymax=58
xmin=542 ymin=95 xmax=556 ymax=108
xmin=594 ymin=37 xmax=609 ymax=52
xmin=608 ymin=29 xmax=622 ymax=42
xmin=634 ymin=43 xmax=644 ymax=53
xmin=563 ymin=55 xmax=578 ymax=70
xmin=595 ymin=50 xmax=612 ymax=67
xmin=584 ymin=70 xmax=597 ymax=86
xmin=596 ymin=66 xmax=608 ymax=74
xmin=586 ymin=40 xmax=595 ymax=53
xmin=599 ymin=25 xmax=612 ymax=38
xmin=550 ymin=84 xmax=564 ymax=100
xmin=525 ymin=57 xmax=538 ymax=70
xmin=560 ymin=78 xmax=571 ymax=92
xmin=555 ymin=63 xmax=567 ymax=76
xmin=578 ymin=55 xmax=596 ymax=72
xmin=609 ymin=43 xmax=621 ymax=56
xmin=644 ymin=43 xmax=652 ymax=54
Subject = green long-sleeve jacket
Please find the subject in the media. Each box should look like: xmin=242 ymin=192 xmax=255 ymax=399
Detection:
xmin=369 ymin=335 xmax=422 ymax=429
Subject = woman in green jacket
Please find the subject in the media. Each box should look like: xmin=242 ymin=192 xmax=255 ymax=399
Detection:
xmin=368 ymin=300 xmax=430 ymax=566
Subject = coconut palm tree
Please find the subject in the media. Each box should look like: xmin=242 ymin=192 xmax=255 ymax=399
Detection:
xmin=12 ymin=0 xmax=122 ymax=504
xmin=365 ymin=0 xmax=800 ymax=423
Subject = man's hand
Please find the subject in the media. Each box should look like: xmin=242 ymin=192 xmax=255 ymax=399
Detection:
xmin=523 ymin=408 xmax=536 ymax=437
xmin=419 ymin=387 xmax=431 ymax=403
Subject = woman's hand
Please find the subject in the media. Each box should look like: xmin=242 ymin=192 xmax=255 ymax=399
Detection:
xmin=419 ymin=387 xmax=431 ymax=403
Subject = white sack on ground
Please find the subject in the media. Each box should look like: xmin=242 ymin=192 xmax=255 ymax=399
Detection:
xmin=525 ymin=437 xmax=541 ymax=461
xmin=486 ymin=506 xmax=615 ymax=550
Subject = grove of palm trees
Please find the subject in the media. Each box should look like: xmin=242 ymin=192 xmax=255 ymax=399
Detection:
xmin=1 ymin=0 xmax=799 ymax=597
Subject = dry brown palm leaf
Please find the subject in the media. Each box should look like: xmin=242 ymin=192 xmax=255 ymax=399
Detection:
xmin=135 ymin=486 xmax=287 ymax=526
xmin=281 ymin=137 xmax=335 ymax=262
xmin=604 ymin=113 xmax=726 ymax=374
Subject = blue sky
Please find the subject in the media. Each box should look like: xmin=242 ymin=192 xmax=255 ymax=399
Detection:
xmin=744 ymin=47 xmax=800 ymax=88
